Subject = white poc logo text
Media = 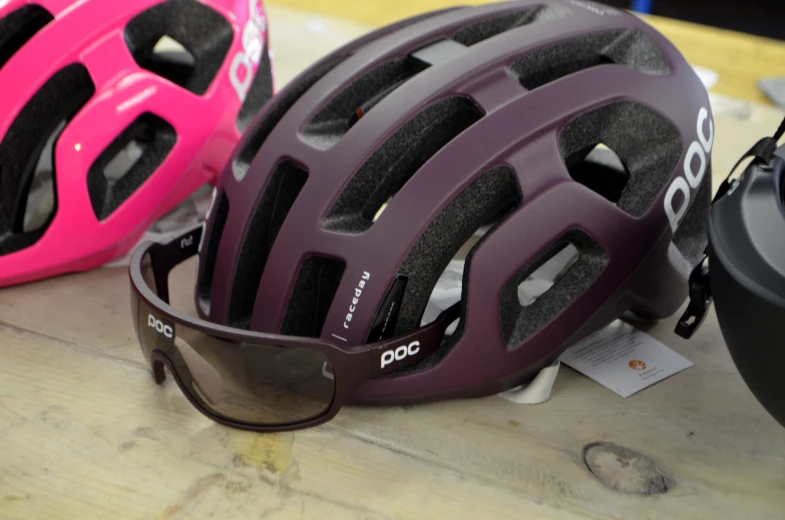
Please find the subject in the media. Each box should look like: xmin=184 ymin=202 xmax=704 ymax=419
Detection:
xmin=381 ymin=341 xmax=420 ymax=368
xmin=148 ymin=314 xmax=173 ymax=338
xmin=664 ymin=107 xmax=714 ymax=233
xmin=229 ymin=0 xmax=267 ymax=101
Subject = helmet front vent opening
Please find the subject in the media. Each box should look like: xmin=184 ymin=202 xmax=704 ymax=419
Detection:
xmin=0 ymin=64 xmax=95 ymax=255
xmin=0 ymin=4 xmax=53 ymax=70
xmin=228 ymin=160 xmax=309 ymax=330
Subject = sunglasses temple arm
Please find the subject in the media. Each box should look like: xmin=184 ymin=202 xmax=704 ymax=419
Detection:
xmin=367 ymin=303 xmax=461 ymax=378
xmin=148 ymin=226 xmax=204 ymax=304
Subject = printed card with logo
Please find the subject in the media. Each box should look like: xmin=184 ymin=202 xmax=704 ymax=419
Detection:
xmin=559 ymin=320 xmax=693 ymax=398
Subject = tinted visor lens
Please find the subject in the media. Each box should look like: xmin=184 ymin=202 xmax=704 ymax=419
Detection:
xmin=131 ymin=263 xmax=336 ymax=425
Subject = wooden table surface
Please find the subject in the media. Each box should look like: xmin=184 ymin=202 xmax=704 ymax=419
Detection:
xmin=2 ymin=4 xmax=785 ymax=520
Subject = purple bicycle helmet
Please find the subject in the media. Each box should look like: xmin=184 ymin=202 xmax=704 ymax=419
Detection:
xmin=196 ymin=0 xmax=714 ymax=405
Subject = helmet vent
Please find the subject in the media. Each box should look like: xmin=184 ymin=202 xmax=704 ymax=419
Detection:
xmin=281 ymin=256 xmax=346 ymax=338
xmin=229 ymin=160 xmax=309 ymax=329
xmin=452 ymin=6 xmax=565 ymax=46
xmin=0 ymin=64 xmax=95 ymax=256
xmin=383 ymin=165 xmax=522 ymax=374
xmin=300 ymin=57 xmax=430 ymax=151
xmin=516 ymin=243 xmax=580 ymax=307
xmin=565 ymin=143 xmax=630 ymax=204
xmin=391 ymin=165 xmax=521 ymax=338
xmin=0 ymin=4 xmax=53 ymax=70
xmin=197 ymin=190 xmax=229 ymax=316
xmin=323 ymin=96 xmax=484 ymax=234
xmin=501 ymin=230 xmax=607 ymax=349
xmin=125 ymin=0 xmax=233 ymax=95
xmin=232 ymin=56 xmax=342 ymax=182
xmin=133 ymin=36 xmax=196 ymax=91
xmin=22 ymin=122 xmax=62 ymax=234
xmin=510 ymin=29 xmax=668 ymax=91
xmin=87 ymin=113 xmax=177 ymax=221
xmin=236 ymin=42 xmax=274 ymax=132
xmin=559 ymin=101 xmax=681 ymax=217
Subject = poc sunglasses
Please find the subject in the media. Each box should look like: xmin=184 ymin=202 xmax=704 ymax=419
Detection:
xmin=129 ymin=226 xmax=459 ymax=432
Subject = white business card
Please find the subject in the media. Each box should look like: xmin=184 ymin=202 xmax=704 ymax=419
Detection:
xmin=559 ymin=320 xmax=693 ymax=398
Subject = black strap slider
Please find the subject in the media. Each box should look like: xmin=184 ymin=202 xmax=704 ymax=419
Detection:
xmin=675 ymin=256 xmax=712 ymax=339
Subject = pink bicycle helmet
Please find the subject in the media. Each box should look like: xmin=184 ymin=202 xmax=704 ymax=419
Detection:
xmin=0 ymin=0 xmax=273 ymax=286
xmin=196 ymin=0 xmax=713 ymax=404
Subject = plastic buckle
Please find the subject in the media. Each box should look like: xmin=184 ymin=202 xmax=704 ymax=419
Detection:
xmin=675 ymin=256 xmax=712 ymax=339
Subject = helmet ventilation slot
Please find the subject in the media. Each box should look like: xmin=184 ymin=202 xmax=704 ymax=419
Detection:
xmin=323 ymin=96 xmax=484 ymax=234
xmin=510 ymin=29 xmax=668 ymax=91
xmin=393 ymin=165 xmax=521 ymax=338
xmin=301 ymin=57 xmax=430 ymax=150
xmin=516 ymin=243 xmax=579 ymax=307
xmin=565 ymin=143 xmax=631 ymax=204
xmin=197 ymin=190 xmax=229 ymax=316
xmin=232 ymin=56 xmax=342 ymax=181
xmin=0 ymin=4 xmax=53 ymax=70
xmin=559 ymin=101 xmax=682 ymax=217
xmin=280 ymin=256 xmax=346 ymax=338
xmin=384 ymin=165 xmax=522 ymax=373
xmin=0 ymin=63 xmax=95 ymax=255
xmin=501 ymin=230 xmax=606 ymax=349
xmin=132 ymin=35 xmax=196 ymax=90
xmin=452 ymin=6 xmax=564 ymax=46
xmin=125 ymin=0 xmax=233 ymax=95
xmin=87 ymin=113 xmax=177 ymax=221
xmin=229 ymin=160 xmax=308 ymax=329
xmin=22 ymin=120 xmax=64 ymax=233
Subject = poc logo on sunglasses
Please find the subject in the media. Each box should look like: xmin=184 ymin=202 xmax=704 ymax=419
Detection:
xmin=380 ymin=341 xmax=420 ymax=368
xmin=148 ymin=314 xmax=173 ymax=339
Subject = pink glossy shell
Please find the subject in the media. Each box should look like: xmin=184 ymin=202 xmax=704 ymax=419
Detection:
xmin=0 ymin=0 xmax=269 ymax=286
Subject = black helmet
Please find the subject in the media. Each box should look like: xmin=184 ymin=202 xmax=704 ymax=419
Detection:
xmin=679 ymin=116 xmax=785 ymax=427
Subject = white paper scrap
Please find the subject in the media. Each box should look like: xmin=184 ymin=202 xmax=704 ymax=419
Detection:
xmin=559 ymin=320 xmax=693 ymax=398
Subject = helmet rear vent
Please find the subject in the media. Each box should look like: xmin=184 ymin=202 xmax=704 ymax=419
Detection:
xmin=0 ymin=63 xmax=95 ymax=255
xmin=323 ymin=96 xmax=484 ymax=234
xmin=452 ymin=6 xmax=564 ymax=46
xmin=301 ymin=57 xmax=430 ymax=151
xmin=501 ymin=230 xmax=607 ymax=349
xmin=197 ymin=190 xmax=229 ymax=316
xmin=565 ymin=143 xmax=630 ymax=204
xmin=0 ymin=4 xmax=53 ymax=70
xmin=559 ymin=101 xmax=682 ymax=217
xmin=510 ymin=29 xmax=668 ymax=91
xmin=232 ymin=56 xmax=342 ymax=182
xmin=125 ymin=0 xmax=233 ymax=95
xmin=383 ymin=165 xmax=522 ymax=374
xmin=280 ymin=256 xmax=346 ymax=338
xmin=87 ymin=113 xmax=177 ymax=221
xmin=229 ymin=160 xmax=309 ymax=329
xmin=132 ymin=36 xmax=196 ymax=91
